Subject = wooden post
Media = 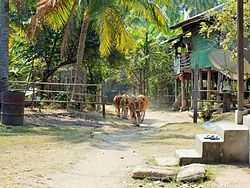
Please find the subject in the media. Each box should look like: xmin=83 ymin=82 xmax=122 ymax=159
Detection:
xmin=102 ymin=103 xmax=106 ymax=118
xmin=237 ymin=0 xmax=244 ymax=111
xmin=198 ymin=69 xmax=203 ymax=110
xmin=97 ymin=84 xmax=101 ymax=111
xmin=66 ymin=78 xmax=69 ymax=110
xmin=101 ymin=85 xmax=106 ymax=118
xmin=217 ymin=72 xmax=222 ymax=100
xmin=223 ymin=93 xmax=231 ymax=112
xmin=31 ymin=80 xmax=35 ymax=109
xmin=181 ymin=74 xmax=187 ymax=110
xmin=31 ymin=67 xmax=35 ymax=110
xmin=186 ymin=77 xmax=189 ymax=95
xmin=235 ymin=0 xmax=245 ymax=124
xmin=207 ymin=68 xmax=211 ymax=100
xmin=175 ymin=78 xmax=178 ymax=101
xmin=193 ymin=56 xmax=199 ymax=123
xmin=190 ymin=69 xmax=194 ymax=109
xmin=102 ymin=96 xmax=106 ymax=118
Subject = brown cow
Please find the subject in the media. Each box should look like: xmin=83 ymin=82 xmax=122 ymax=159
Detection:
xmin=128 ymin=95 xmax=143 ymax=126
xmin=137 ymin=94 xmax=149 ymax=123
xmin=120 ymin=94 xmax=130 ymax=119
xmin=113 ymin=95 xmax=122 ymax=117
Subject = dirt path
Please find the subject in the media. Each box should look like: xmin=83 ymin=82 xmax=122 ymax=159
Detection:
xmin=215 ymin=168 xmax=250 ymax=188
xmin=44 ymin=109 xmax=250 ymax=188
xmin=47 ymin=110 xmax=192 ymax=188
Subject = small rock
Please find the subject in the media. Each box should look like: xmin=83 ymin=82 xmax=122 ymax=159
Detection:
xmin=177 ymin=163 xmax=206 ymax=182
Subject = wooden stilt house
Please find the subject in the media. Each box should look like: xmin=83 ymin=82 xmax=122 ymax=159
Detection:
xmin=168 ymin=4 xmax=234 ymax=112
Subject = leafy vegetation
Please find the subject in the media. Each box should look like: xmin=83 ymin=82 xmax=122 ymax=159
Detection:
xmin=200 ymin=0 xmax=250 ymax=52
xmin=4 ymin=0 xmax=227 ymax=101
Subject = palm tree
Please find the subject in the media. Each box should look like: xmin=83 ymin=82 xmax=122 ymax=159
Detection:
xmin=0 ymin=0 xmax=9 ymax=103
xmin=29 ymin=0 xmax=169 ymax=99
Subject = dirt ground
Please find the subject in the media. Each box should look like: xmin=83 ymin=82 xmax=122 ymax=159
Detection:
xmin=0 ymin=106 xmax=250 ymax=188
xmin=46 ymin=108 xmax=195 ymax=188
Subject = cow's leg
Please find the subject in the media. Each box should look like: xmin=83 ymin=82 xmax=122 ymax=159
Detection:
xmin=122 ymin=107 xmax=128 ymax=119
xmin=140 ymin=111 xmax=145 ymax=123
xmin=118 ymin=108 xmax=121 ymax=117
xmin=121 ymin=106 xmax=125 ymax=118
xmin=135 ymin=112 xmax=141 ymax=126
xmin=131 ymin=113 xmax=137 ymax=125
xmin=117 ymin=105 xmax=121 ymax=117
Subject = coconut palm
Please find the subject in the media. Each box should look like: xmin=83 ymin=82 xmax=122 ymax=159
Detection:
xmin=0 ymin=0 xmax=9 ymax=102
xmin=29 ymin=0 xmax=169 ymax=98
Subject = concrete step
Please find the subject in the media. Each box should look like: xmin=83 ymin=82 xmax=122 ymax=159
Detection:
xmin=216 ymin=123 xmax=249 ymax=140
xmin=175 ymin=149 xmax=202 ymax=165
xmin=216 ymin=124 xmax=249 ymax=163
xmin=195 ymin=134 xmax=224 ymax=156
xmin=176 ymin=123 xmax=249 ymax=165
xmin=243 ymin=114 xmax=250 ymax=129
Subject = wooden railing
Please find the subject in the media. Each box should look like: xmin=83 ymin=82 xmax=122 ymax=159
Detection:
xmin=9 ymin=81 xmax=108 ymax=118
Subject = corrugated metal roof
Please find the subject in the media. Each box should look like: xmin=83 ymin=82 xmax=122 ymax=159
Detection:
xmin=169 ymin=3 xmax=225 ymax=30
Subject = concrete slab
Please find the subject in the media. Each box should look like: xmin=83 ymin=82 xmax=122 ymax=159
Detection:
xmin=176 ymin=149 xmax=202 ymax=165
xmin=154 ymin=156 xmax=179 ymax=167
xmin=216 ymin=123 xmax=249 ymax=139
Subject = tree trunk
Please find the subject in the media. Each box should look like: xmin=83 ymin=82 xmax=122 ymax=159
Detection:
xmin=0 ymin=0 xmax=9 ymax=103
xmin=72 ymin=13 xmax=89 ymax=101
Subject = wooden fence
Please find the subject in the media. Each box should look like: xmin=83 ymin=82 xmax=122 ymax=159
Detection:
xmin=9 ymin=81 xmax=108 ymax=118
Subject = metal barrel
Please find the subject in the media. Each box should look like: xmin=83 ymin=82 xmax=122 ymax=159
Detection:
xmin=1 ymin=91 xmax=25 ymax=125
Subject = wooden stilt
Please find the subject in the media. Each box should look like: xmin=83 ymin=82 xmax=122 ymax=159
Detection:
xmin=217 ymin=72 xmax=222 ymax=100
xmin=175 ymin=78 xmax=178 ymax=101
xmin=193 ymin=57 xmax=199 ymax=123
xmin=190 ymin=70 xmax=194 ymax=109
xmin=198 ymin=69 xmax=203 ymax=110
xmin=207 ymin=68 xmax=211 ymax=100
xmin=181 ymin=74 xmax=187 ymax=111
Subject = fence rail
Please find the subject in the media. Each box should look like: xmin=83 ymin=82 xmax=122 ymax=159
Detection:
xmin=9 ymin=81 xmax=107 ymax=117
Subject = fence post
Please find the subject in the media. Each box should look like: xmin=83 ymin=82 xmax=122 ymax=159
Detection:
xmin=97 ymin=84 xmax=102 ymax=111
xmin=101 ymin=96 xmax=106 ymax=119
xmin=31 ymin=68 xmax=35 ymax=110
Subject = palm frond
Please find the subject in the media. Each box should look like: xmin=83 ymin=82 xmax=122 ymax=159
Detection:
xmin=111 ymin=9 xmax=135 ymax=53
xmin=60 ymin=0 xmax=78 ymax=59
xmin=89 ymin=0 xmax=134 ymax=56
xmin=99 ymin=9 xmax=113 ymax=56
xmin=29 ymin=0 xmax=75 ymax=38
xmin=119 ymin=0 xmax=169 ymax=33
